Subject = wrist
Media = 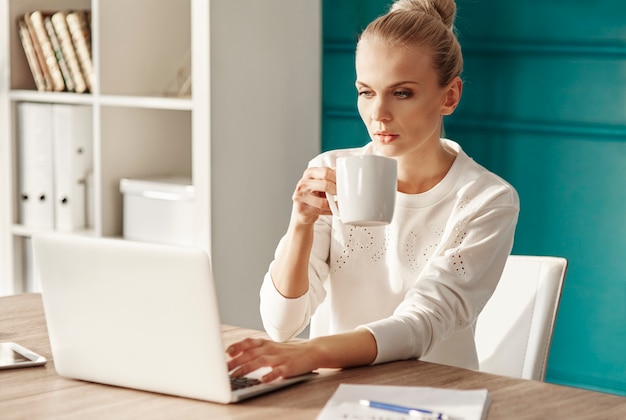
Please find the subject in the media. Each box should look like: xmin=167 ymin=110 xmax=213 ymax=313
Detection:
xmin=285 ymin=217 xmax=316 ymax=245
xmin=307 ymin=336 xmax=333 ymax=368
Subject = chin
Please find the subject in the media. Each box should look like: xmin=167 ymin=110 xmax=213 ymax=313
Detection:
xmin=372 ymin=144 xmax=401 ymax=158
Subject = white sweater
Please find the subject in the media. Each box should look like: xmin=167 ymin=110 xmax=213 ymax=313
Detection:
xmin=260 ymin=140 xmax=520 ymax=369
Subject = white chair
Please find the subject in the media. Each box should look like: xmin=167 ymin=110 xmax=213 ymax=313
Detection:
xmin=475 ymin=255 xmax=568 ymax=381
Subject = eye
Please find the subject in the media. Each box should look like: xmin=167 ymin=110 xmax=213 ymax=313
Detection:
xmin=358 ymin=89 xmax=374 ymax=98
xmin=394 ymin=90 xmax=413 ymax=99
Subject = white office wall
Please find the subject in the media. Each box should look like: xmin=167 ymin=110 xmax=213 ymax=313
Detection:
xmin=209 ymin=0 xmax=321 ymax=329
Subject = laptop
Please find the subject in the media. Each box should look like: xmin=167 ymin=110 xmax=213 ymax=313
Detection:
xmin=31 ymin=234 xmax=315 ymax=403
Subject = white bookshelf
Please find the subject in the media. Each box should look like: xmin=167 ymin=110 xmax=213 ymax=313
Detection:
xmin=0 ymin=0 xmax=321 ymax=330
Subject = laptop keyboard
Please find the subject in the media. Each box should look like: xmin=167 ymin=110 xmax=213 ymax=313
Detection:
xmin=230 ymin=376 xmax=262 ymax=391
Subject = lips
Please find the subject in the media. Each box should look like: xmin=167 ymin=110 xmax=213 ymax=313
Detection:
xmin=374 ymin=132 xmax=398 ymax=143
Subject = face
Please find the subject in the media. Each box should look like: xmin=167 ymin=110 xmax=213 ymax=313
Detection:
xmin=355 ymin=38 xmax=461 ymax=160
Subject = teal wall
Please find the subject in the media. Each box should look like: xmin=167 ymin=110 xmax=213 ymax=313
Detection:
xmin=322 ymin=0 xmax=626 ymax=395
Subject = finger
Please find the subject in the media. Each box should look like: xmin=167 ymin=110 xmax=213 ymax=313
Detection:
xmin=261 ymin=365 xmax=290 ymax=383
xmin=229 ymin=363 xmax=257 ymax=378
xmin=293 ymin=191 xmax=332 ymax=211
xmin=298 ymin=167 xmax=336 ymax=194
xmin=227 ymin=354 xmax=261 ymax=376
xmin=226 ymin=337 xmax=265 ymax=357
xmin=303 ymin=166 xmax=335 ymax=183
xmin=231 ymin=358 xmax=289 ymax=382
xmin=293 ymin=179 xmax=335 ymax=200
xmin=228 ymin=353 xmax=274 ymax=378
xmin=293 ymin=177 xmax=337 ymax=212
xmin=226 ymin=340 xmax=276 ymax=373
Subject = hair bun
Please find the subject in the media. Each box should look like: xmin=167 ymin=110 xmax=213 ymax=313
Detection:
xmin=390 ymin=0 xmax=456 ymax=30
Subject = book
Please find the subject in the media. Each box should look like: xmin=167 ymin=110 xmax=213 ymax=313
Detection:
xmin=318 ymin=384 xmax=491 ymax=420
xmin=16 ymin=18 xmax=47 ymax=91
xmin=25 ymin=11 xmax=65 ymax=91
xmin=51 ymin=11 xmax=87 ymax=93
xmin=66 ymin=10 xmax=94 ymax=92
xmin=44 ymin=15 xmax=75 ymax=92
xmin=22 ymin=13 xmax=53 ymax=91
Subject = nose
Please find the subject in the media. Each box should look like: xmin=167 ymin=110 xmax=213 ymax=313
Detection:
xmin=370 ymin=97 xmax=392 ymax=122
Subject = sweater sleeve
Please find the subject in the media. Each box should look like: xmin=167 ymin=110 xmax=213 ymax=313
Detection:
xmin=260 ymin=216 xmax=333 ymax=342
xmin=259 ymin=148 xmax=366 ymax=341
xmin=362 ymin=187 xmax=520 ymax=364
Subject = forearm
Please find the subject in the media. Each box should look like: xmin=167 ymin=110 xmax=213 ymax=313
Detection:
xmin=270 ymin=214 xmax=315 ymax=298
xmin=308 ymin=329 xmax=378 ymax=369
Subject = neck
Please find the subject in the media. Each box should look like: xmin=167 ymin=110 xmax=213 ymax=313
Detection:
xmin=396 ymin=141 xmax=457 ymax=194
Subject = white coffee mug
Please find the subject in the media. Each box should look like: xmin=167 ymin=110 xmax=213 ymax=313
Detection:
xmin=326 ymin=155 xmax=397 ymax=226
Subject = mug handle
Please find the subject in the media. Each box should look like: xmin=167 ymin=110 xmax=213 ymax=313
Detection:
xmin=325 ymin=192 xmax=340 ymax=219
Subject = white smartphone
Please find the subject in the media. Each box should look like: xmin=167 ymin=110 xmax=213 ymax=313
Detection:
xmin=0 ymin=342 xmax=47 ymax=370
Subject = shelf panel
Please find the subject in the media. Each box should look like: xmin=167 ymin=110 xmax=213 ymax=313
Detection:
xmin=98 ymin=94 xmax=193 ymax=111
xmin=11 ymin=224 xmax=96 ymax=238
xmin=9 ymin=90 xmax=94 ymax=105
xmin=9 ymin=90 xmax=192 ymax=110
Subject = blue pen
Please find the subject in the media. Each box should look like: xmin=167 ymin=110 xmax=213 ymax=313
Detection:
xmin=359 ymin=399 xmax=451 ymax=419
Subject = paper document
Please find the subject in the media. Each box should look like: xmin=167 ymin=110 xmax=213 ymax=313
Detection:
xmin=317 ymin=384 xmax=490 ymax=420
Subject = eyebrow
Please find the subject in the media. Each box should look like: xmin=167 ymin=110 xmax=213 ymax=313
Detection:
xmin=355 ymin=81 xmax=420 ymax=88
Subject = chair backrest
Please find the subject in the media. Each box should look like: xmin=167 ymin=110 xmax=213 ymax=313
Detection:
xmin=475 ymin=255 xmax=568 ymax=381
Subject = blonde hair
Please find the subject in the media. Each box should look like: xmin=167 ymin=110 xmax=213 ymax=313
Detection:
xmin=358 ymin=0 xmax=463 ymax=87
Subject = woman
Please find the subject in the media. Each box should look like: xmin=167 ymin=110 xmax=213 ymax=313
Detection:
xmin=227 ymin=0 xmax=519 ymax=382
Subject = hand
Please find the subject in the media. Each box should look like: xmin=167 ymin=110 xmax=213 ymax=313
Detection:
xmin=291 ymin=166 xmax=336 ymax=225
xmin=226 ymin=338 xmax=319 ymax=382
xmin=226 ymin=330 xmax=378 ymax=383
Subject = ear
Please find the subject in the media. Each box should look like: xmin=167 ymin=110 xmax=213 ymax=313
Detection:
xmin=440 ymin=76 xmax=462 ymax=116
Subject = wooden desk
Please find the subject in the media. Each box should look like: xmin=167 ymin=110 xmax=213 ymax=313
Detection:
xmin=1 ymin=294 xmax=624 ymax=419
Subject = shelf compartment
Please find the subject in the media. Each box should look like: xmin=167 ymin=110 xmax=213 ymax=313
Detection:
xmin=98 ymin=106 xmax=192 ymax=237
xmin=97 ymin=0 xmax=191 ymax=97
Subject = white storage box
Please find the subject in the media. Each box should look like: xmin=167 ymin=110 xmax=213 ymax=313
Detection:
xmin=120 ymin=176 xmax=194 ymax=247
